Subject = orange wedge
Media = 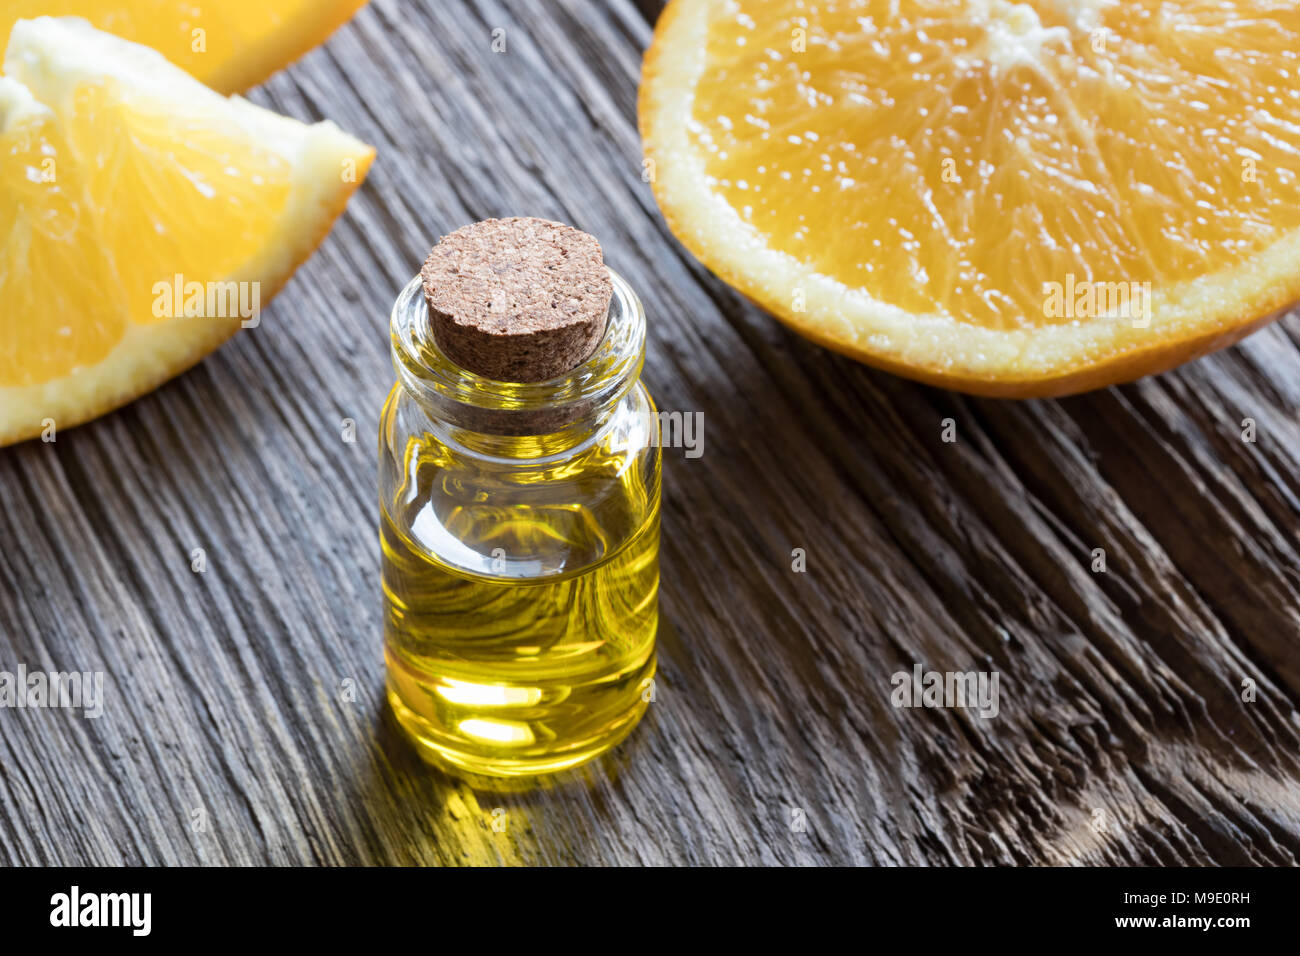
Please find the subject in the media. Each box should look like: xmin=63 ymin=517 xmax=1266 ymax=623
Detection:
xmin=0 ymin=17 xmax=374 ymax=445
xmin=0 ymin=1 xmax=367 ymax=93
xmin=640 ymin=0 xmax=1300 ymax=396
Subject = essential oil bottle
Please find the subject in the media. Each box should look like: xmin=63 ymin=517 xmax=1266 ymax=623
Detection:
xmin=379 ymin=218 xmax=660 ymax=778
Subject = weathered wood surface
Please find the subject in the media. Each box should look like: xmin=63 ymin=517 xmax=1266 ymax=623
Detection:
xmin=2 ymin=0 xmax=1300 ymax=866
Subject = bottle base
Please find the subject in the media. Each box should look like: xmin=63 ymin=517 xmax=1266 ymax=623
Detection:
xmin=387 ymin=683 xmax=650 ymax=779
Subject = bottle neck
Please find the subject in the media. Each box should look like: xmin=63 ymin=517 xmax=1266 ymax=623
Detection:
xmin=389 ymin=269 xmax=646 ymax=458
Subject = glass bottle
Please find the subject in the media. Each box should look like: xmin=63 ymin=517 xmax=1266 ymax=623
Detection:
xmin=379 ymin=269 xmax=660 ymax=778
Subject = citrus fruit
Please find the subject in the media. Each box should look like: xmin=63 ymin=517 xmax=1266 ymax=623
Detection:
xmin=0 ymin=17 xmax=374 ymax=445
xmin=0 ymin=1 xmax=367 ymax=93
xmin=640 ymin=0 xmax=1300 ymax=396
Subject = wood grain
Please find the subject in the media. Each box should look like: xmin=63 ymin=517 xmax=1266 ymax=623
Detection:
xmin=2 ymin=0 xmax=1299 ymax=866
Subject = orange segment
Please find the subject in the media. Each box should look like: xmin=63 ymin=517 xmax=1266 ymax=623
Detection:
xmin=61 ymin=82 xmax=294 ymax=324
xmin=0 ymin=17 xmax=374 ymax=444
xmin=0 ymin=2 xmax=367 ymax=92
xmin=0 ymin=87 xmax=127 ymax=386
xmin=640 ymin=0 xmax=1300 ymax=395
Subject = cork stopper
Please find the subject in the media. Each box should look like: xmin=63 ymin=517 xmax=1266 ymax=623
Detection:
xmin=420 ymin=217 xmax=614 ymax=383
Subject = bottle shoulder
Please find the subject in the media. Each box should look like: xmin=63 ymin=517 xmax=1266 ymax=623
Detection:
xmin=379 ymin=382 xmax=660 ymax=580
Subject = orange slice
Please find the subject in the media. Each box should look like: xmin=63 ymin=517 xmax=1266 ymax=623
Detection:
xmin=640 ymin=0 xmax=1300 ymax=396
xmin=0 ymin=17 xmax=374 ymax=444
xmin=0 ymin=1 xmax=368 ymax=93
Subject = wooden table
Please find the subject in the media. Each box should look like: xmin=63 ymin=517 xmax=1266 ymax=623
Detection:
xmin=3 ymin=0 xmax=1299 ymax=866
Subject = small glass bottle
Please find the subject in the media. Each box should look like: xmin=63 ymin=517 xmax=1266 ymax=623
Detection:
xmin=379 ymin=258 xmax=660 ymax=778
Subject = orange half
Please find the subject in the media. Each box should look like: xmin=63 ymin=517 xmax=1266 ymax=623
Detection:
xmin=640 ymin=0 xmax=1300 ymax=396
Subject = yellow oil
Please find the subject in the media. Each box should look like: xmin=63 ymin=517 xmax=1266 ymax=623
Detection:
xmin=381 ymin=439 xmax=659 ymax=778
